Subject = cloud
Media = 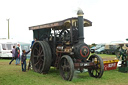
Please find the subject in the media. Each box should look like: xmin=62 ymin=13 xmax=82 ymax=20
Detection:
xmin=84 ymin=0 xmax=128 ymax=44
xmin=0 ymin=0 xmax=128 ymax=44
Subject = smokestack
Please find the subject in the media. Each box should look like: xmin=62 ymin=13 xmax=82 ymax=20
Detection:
xmin=77 ymin=9 xmax=84 ymax=43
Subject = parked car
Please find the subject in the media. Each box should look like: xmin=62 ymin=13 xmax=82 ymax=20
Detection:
xmin=95 ymin=46 xmax=105 ymax=54
xmin=91 ymin=44 xmax=105 ymax=53
xmin=90 ymin=46 xmax=96 ymax=53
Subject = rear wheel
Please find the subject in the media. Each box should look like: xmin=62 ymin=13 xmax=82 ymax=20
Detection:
xmin=31 ymin=41 xmax=52 ymax=73
xmin=59 ymin=55 xmax=74 ymax=81
xmin=88 ymin=54 xmax=104 ymax=78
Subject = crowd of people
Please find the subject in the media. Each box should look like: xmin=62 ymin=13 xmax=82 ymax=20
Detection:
xmin=9 ymin=38 xmax=36 ymax=72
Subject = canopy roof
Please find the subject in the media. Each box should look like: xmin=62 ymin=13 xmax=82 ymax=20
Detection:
xmin=29 ymin=17 xmax=92 ymax=30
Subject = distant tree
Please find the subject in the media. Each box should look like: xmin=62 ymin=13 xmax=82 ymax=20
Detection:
xmin=126 ymin=38 xmax=128 ymax=41
xmin=92 ymin=43 xmax=96 ymax=46
xmin=90 ymin=43 xmax=97 ymax=48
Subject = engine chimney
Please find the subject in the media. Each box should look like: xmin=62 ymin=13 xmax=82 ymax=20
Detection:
xmin=74 ymin=10 xmax=90 ymax=60
xmin=77 ymin=9 xmax=84 ymax=43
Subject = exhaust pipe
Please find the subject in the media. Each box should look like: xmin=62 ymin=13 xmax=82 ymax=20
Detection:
xmin=77 ymin=9 xmax=84 ymax=43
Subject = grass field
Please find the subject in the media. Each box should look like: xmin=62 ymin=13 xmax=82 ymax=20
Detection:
xmin=0 ymin=54 xmax=128 ymax=85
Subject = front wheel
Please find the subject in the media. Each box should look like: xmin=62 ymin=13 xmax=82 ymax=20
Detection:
xmin=59 ymin=55 xmax=74 ymax=81
xmin=88 ymin=54 xmax=104 ymax=78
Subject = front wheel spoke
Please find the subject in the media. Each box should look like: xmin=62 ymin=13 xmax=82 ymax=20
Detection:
xmin=98 ymin=66 xmax=101 ymax=69
xmin=97 ymin=70 xmax=100 ymax=76
xmin=61 ymin=65 xmax=65 ymax=70
xmin=64 ymin=59 xmax=67 ymax=65
xmin=64 ymin=72 xmax=69 ymax=78
xmin=93 ymin=70 xmax=97 ymax=76
xmin=95 ymin=70 xmax=98 ymax=76
xmin=97 ymin=58 xmax=98 ymax=63
xmin=91 ymin=69 xmax=94 ymax=74
xmin=63 ymin=71 xmax=70 ymax=79
xmin=96 ymin=63 xmax=101 ymax=69
xmin=61 ymin=64 xmax=70 ymax=74
xmin=66 ymin=65 xmax=70 ymax=71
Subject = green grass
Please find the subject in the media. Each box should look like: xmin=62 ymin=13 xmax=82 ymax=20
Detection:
xmin=0 ymin=54 xmax=128 ymax=85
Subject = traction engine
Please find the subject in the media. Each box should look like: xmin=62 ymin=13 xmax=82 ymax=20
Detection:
xmin=29 ymin=9 xmax=104 ymax=81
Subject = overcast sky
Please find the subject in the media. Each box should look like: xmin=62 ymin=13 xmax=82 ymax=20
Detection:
xmin=0 ymin=0 xmax=128 ymax=44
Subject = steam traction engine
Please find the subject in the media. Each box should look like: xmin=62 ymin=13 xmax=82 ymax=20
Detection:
xmin=29 ymin=10 xmax=104 ymax=81
xmin=116 ymin=42 xmax=128 ymax=72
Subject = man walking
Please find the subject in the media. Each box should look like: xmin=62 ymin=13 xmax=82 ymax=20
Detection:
xmin=9 ymin=46 xmax=16 ymax=65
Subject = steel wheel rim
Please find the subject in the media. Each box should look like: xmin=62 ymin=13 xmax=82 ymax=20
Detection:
xmin=59 ymin=55 xmax=74 ymax=81
xmin=32 ymin=42 xmax=44 ymax=73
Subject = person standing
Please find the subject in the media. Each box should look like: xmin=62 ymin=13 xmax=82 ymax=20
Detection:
xmin=9 ymin=46 xmax=16 ymax=65
xmin=21 ymin=50 xmax=30 ymax=72
xmin=15 ymin=44 xmax=20 ymax=65
xmin=31 ymin=38 xmax=36 ymax=48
